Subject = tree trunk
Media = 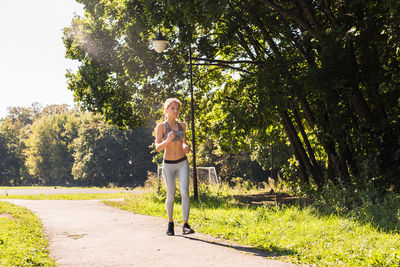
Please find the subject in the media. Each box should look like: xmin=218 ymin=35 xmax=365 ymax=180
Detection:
xmin=297 ymin=95 xmax=354 ymax=187
xmin=293 ymin=108 xmax=324 ymax=186
xmin=349 ymin=92 xmax=375 ymax=121
xmin=327 ymin=153 xmax=337 ymax=184
xmin=298 ymin=96 xmax=316 ymax=127
xmin=279 ymin=110 xmax=309 ymax=183
xmin=368 ymin=83 xmax=387 ymax=120
xmin=347 ymin=41 xmax=376 ymax=122
xmin=280 ymin=110 xmax=323 ymax=184
xmin=325 ymin=138 xmax=351 ymax=185
xmin=337 ymin=141 xmax=352 ymax=186
xmin=342 ymin=139 xmax=358 ymax=177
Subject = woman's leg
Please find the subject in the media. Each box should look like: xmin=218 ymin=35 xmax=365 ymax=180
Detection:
xmin=162 ymin=163 xmax=177 ymax=222
xmin=178 ymin=160 xmax=190 ymax=222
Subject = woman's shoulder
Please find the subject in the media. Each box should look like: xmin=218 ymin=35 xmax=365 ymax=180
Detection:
xmin=155 ymin=121 xmax=167 ymax=130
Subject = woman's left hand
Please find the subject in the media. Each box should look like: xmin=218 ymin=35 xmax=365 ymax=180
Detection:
xmin=183 ymin=144 xmax=190 ymax=153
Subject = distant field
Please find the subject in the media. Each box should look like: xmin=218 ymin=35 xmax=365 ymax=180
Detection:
xmin=0 ymin=193 xmax=135 ymax=200
xmin=0 ymin=186 xmax=121 ymax=189
xmin=0 ymin=186 xmax=56 ymax=189
xmin=0 ymin=186 xmax=141 ymax=199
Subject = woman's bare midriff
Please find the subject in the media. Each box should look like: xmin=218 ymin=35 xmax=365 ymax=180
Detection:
xmin=164 ymin=141 xmax=186 ymax=160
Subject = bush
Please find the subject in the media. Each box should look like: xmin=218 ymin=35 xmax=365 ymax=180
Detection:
xmin=312 ymin=182 xmax=400 ymax=233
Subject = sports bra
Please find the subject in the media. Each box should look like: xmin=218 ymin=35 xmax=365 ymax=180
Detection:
xmin=163 ymin=121 xmax=185 ymax=142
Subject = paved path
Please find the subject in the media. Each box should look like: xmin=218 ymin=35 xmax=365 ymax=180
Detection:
xmin=4 ymin=199 xmax=301 ymax=267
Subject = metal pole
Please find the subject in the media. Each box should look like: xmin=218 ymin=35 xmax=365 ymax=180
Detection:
xmin=271 ymin=143 xmax=274 ymax=179
xmin=189 ymin=45 xmax=198 ymax=200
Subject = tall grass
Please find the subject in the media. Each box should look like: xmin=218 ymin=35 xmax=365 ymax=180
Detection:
xmin=309 ymin=184 xmax=400 ymax=233
xmin=105 ymin=177 xmax=400 ymax=266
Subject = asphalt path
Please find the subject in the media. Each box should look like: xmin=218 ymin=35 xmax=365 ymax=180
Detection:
xmin=4 ymin=198 xmax=303 ymax=266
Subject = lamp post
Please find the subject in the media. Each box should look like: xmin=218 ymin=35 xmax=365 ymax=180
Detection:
xmin=151 ymin=29 xmax=198 ymax=200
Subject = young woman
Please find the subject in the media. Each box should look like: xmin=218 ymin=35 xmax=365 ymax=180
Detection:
xmin=155 ymin=98 xmax=195 ymax=236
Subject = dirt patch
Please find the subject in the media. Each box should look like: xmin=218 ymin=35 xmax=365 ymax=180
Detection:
xmin=66 ymin=233 xmax=87 ymax=239
xmin=233 ymin=192 xmax=311 ymax=207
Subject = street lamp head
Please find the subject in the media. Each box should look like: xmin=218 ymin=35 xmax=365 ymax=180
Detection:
xmin=151 ymin=29 xmax=169 ymax=53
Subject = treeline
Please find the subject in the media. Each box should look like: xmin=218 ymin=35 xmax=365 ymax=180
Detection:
xmin=1 ymin=103 xmax=277 ymax=187
xmin=0 ymin=104 xmax=154 ymax=186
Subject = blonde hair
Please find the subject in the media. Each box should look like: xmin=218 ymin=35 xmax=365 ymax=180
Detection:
xmin=163 ymin=98 xmax=182 ymax=116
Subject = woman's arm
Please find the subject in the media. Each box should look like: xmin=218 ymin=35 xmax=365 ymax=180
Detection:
xmin=181 ymin=122 xmax=190 ymax=153
xmin=155 ymin=123 xmax=175 ymax=152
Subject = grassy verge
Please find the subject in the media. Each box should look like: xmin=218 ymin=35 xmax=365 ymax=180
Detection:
xmin=105 ymin=185 xmax=400 ymax=266
xmin=0 ymin=201 xmax=55 ymax=266
xmin=0 ymin=192 xmax=135 ymax=200
xmin=0 ymin=186 xmax=124 ymax=189
xmin=0 ymin=186 xmax=54 ymax=189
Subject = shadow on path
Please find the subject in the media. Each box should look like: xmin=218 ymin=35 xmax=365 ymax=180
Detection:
xmin=179 ymin=234 xmax=297 ymax=259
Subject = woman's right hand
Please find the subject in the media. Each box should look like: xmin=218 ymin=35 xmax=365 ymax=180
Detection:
xmin=166 ymin=131 xmax=175 ymax=143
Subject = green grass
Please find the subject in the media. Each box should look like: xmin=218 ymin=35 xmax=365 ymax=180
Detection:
xmin=105 ymin=186 xmax=400 ymax=266
xmin=0 ymin=192 xmax=135 ymax=200
xmin=0 ymin=186 xmax=122 ymax=189
xmin=0 ymin=201 xmax=55 ymax=266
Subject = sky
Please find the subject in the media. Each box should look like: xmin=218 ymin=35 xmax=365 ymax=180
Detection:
xmin=0 ymin=0 xmax=84 ymax=118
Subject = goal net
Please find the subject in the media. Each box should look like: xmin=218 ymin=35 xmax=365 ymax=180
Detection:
xmin=157 ymin=166 xmax=219 ymax=184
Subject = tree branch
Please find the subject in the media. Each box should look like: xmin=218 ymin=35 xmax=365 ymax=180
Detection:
xmin=191 ymin=57 xmax=258 ymax=65
xmin=321 ymin=0 xmax=337 ymax=24
xmin=241 ymin=24 xmax=264 ymax=59
xmin=193 ymin=67 xmax=222 ymax=84
xmin=296 ymin=0 xmax=321 ymax=31
xmin=236 ymin=31 xmax=257 ymax=61
xmin=191 ymin=63 xmax=253 ymax=75
xmin=221 ymin=95 xmax=240 ymax=103
xmin=252 ymin=15 xmax=281 ymax=59
xmin=258 ymin=0 xmax=317 ymax=38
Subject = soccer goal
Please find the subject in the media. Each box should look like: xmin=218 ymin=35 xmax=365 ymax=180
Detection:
xmin=157 ymin=166 xmax=219 ymax=184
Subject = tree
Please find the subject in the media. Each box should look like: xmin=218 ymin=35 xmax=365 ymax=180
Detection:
xmin=64 ymin=0 xmax=400 ymax=192
xmin=0 ymin=106 xmax=36 ymax=185
xmin=71 ymin=113 xmax=154 ymax=186
xmin=0 ymin=133 xmax=22 ymax=185
xmin=24 ymin=112 xmax=80 ymax=185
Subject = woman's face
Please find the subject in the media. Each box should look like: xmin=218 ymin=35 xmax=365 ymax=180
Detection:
xmin=165 ymin=102 xmax=180 ymax=119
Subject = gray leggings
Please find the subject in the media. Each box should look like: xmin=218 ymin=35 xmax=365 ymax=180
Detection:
xmin=162 ymin=159 xmax=190 ymax=221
